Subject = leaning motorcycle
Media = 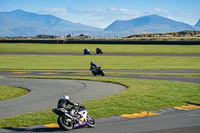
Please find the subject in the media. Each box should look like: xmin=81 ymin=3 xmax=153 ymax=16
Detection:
xmin=52 ymin=105 xmax=95 ymax=131
xmin=83 ymin=49 xmax=91 ymax=55
xmin=91 ymin=66 xmax=105 ymax=76
xmin=96 ymin=48 xmax=103 ymax=54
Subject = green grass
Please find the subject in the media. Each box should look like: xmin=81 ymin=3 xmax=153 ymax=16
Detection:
xmin=0 ymin=43 xmax=200 ymax=53
xmin=0 ymin=43 xmax=199 ymax=128
xmin=2 ymin=69 xmax=200 ymax=77
xmin=0 ymin=76 xmax=200 ymax=128
xmin=0 ymin=55 xmax=200 ymax=70
xmin=0 ymin=86 xmax=29 ymax=101
xmin=2 ymin=69 xmax=200 ymax=78
xmin=108 ymin=72 xmax=200 ymax=77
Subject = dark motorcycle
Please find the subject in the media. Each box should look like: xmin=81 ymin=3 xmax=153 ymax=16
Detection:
xmin=91 ymin=66 xmax=105 ymax=76
xmin=83 ymin=48 xmax=91 ymax=55
xmin=96 ymin=48 xmax=103 ymax=54
xmin=52 ymin=105 xmax=95 ymax=131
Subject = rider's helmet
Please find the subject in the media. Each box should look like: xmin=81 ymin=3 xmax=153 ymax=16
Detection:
xmin=62 ymin=95 xmax=69 ymax=100
xmin=90 ymin=62 xmax=95 ymax=66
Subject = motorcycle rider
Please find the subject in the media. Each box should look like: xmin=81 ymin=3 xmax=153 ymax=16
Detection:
xmin=83 ymin=48 xmax=90 ymax=55
xmin=96 ymin=47 xmax=103 ymax=54
xmin=83 ymin=48 xmax=88 ymax=52
xmin=57 ymin=95 xmax=79 ymax=117
xmin=90 ymin=62 xmax=98 ymax=71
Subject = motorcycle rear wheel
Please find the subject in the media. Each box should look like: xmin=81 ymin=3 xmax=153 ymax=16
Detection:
xmin=57 ymin=116 xmax=73 ymax=131
xmin=92 ymin=71 xmax=97 ymax=76
xmin=99 ymin=69 xmax=105 ymax=76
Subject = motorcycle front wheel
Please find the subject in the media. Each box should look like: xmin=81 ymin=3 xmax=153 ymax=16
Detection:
xmin=86 ymin=115 xmax=96 ymax=128
xmin=57 ymin=116 xmax=73 ymax=131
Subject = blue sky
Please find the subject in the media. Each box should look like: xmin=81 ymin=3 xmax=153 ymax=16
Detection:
xmin=0 ymin=0 xmax=200 ymax=28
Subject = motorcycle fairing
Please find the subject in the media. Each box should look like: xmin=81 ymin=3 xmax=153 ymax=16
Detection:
xmin=74 ymin=119 xmax=87 ymax=128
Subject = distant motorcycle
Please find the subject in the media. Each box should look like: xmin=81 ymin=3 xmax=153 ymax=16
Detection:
xmin=52 ymin=104 xmax=95 ymax=131
xmin=91 ymin=66 xmax=105 ymax=76
xmin=96 ymin=48 xmax=103 ymax=54
xmin=83 ymin=48 xmax=91 ymax=55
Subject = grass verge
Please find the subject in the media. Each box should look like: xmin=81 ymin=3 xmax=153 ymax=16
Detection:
xmin=0 ymin=76 xmax=199 ymax=128
xmin=1 ymin=69 xmax=200 ymax=77
xmin=107 ymin=72 xmax=200 ymax=77
xmin=0 ymin=86 xmax=29 ymax=101
xmin=0 ymin=55 xmax=200 ymax=70
xmin=0 ymin=43 xmax=200 ymax=53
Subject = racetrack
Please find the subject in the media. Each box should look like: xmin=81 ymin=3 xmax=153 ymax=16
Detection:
xmin=0 ymin=77 xmax=126 ymax=118
xmin=0 ymin=71 xmax=200 ymax=133
xmin=0 ymin=51 xmax=200 ymax=132
xmin=1 ymin=70 xmax=200 ymax=84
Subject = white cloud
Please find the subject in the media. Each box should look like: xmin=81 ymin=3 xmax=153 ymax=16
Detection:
xmin=40 ymin=8 xmax=68 ymax=18
xmin=119 ymin=8 xmax=130 ymax=13
xmin=110 ymin=7 xmax=117 ymax=12
xmin=108 ymin=8 xmax=140 ymax=16
xmin=39 ymin=7 xmax=141 ymax=28
xmin=154 ymin=8 xmax=168 ymax=13
xmin=71 ymin=7 xmax=140 ymax=17
xmin=69 ymin=7 xmax=141 ymax=28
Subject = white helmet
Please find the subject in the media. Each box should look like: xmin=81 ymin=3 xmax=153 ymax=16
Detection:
xmin=62 ymin=95 xmax=69 ymax=100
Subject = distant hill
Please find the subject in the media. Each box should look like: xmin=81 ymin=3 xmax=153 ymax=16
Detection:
xmin=1 ymin=10 xmax=200 ymax=37
xmin=104 ymin=14 xmax=200 ymax=34
xmin=195 ymin=19 xmax=200 ymax=27
xmin=125 ymin=30 xmax=200 ymax=38
xmin=122 ymin=30 xmax=200 ymax=41
xmin=0 ymin=9 xmax=101 ymax=37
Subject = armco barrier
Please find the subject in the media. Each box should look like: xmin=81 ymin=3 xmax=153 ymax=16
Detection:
xmin=0 ymin=39 xmax=66 ymax=44
xmin=67 ymin=40 xmax=200 ymax=45
xmin=0 ymin=39 xmax=200 ymax=45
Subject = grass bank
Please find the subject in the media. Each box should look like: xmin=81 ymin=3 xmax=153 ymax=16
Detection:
xmin=0 ymin=43 xmax=200 ymax=53
xmin=0 ymin=76 xmax=199 ymax=128
xmin=0 ymin=86 xmax=29 ymax=101
xmin=0 ymin=55 xmax=200 ymax=70
xmin=107 ymin=72 xmax=200 ymax=77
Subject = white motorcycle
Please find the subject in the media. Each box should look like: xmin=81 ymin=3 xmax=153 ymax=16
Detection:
xmin=52 ymin=104 xmax=95 ymax=131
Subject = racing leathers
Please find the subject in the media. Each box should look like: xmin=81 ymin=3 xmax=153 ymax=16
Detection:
xmin=57 ymin=99 xmax=78 ymax=116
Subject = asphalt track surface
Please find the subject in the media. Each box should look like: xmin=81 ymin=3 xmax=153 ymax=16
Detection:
xmin=0 ymin=71 xmax=200 ymax=133
xmin=0 ymin=77 xmax=126 ymax=118
xmin=0 ymin=52 xmax=200 ymax=133
xmin=0 ymin=69 xmax=200 ymax=84
xmin=0 ymin=52 xmax=200 ymax=56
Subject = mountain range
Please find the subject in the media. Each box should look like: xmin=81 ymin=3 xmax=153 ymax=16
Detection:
xmin=0 ymin=9 xmax=200 ymax=37
xmin=0 ymin=9 xmax=101 ymax=37
xmin=195 ymin=19 xmax=200 ymax=27
xmin=104 ymin=15 xmax=200 ymax=34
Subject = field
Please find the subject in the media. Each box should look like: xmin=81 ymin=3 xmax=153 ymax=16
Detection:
xmin=0 ymin=43 xmax=200 ymax=53
xmin=0 ymin=55 xmax=200 ymax=70
xmin=0 ymin=43 xmax=200 ymax=128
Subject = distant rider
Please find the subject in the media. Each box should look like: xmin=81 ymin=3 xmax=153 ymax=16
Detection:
xmin=57 ymin=95 xmax=79 ymax=116
xmin=96 ymin=47 xmax=103 ymax=54
xmin=83 ymin=48 xmax=90 ymax=55
xmin=90 ymin=62 xmax=98 ymax=71
xmin=83 ymin=48 xmax=88 ymax=52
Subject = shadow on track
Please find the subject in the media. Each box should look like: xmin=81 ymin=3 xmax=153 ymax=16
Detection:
xmin=3 ymin=126 xmax=90 ymax=132
xmin=4 ymin=127 xmax=60 ymax=132
xmin=185 ymin=101 xmax=200 ymax=106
